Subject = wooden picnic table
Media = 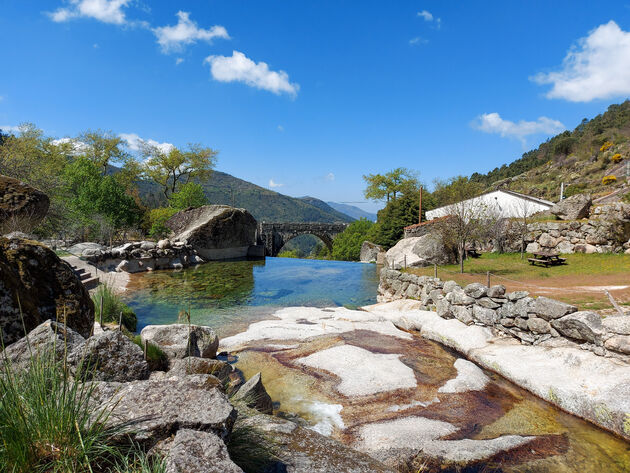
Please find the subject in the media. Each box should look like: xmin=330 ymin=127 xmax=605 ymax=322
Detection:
xmin=464 ymin=246 xmax=481 ymax=258
xmin=528 ymin=250 xmax=567 ymax=267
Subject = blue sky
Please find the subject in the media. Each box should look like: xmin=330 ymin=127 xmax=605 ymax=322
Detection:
xmin=1 ymin=1 xmax=629 ymax=213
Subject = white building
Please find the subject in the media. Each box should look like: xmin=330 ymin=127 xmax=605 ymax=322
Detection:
xmin=425 ymin=189 xmax=554 ymax=221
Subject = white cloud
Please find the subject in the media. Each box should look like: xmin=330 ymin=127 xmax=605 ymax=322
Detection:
xmin=269 ymin=179 xmax=283 ymax=188
xmin=119 ymin=133 xmax=174 ymax=154
xmin=417 ymin=10 xmax=433 ymax=21
xmin=532 ymin=21 xmax=630 ymax=102
xmin=325 ymin=172 xmax=335 ymax=181
xmin=153 ymin=11 xmax=229 ymax=54
xmin=204 ymin=51 xmax=299 ymax=97
xmin=277 ymin=125 xmax=284 ymax=132
xmin=175 ymin=58 xmax=184 ymax=65
xmin=472 ymin=113 xmax=566 ymax=144
xmin=409 ymin=37 xmax=428 ymax=46
xmin=51 ymin=137 xmax=89 ymax=155
xmin=48 ymin=0 xmax=131 ymax=25
xmin=0 ymin=125 xmax=20 ymax=134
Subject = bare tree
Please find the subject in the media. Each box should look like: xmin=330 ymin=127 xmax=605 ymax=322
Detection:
xmin=514 ymin=198 xmax=535 ymax=259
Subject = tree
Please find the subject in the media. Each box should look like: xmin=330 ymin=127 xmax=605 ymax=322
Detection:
xmin=368 ymin=193 xmax=420 ymax=249
xmin=363 ymin=168 xmax=420 ymax=203
xmin=143 ymin=143 xmax=218 ymax=198
xmin=331 ymin=219 xmax=374 ymax=261
xmin=430 ymin=176 xmax=495 ymax=273
xmin=78 ymin=130 xmax=129 ymax=176
xmin=168 ymin=182 xmax=208 ymax=210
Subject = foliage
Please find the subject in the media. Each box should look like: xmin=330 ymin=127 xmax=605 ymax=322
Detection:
xmin=331 ymin=218 xmax=374 ymax=261
xmin=363 ymin=167 xmax=420 ymax=202
xmin=277 ymin=249 xmax=300 ymax=258
xmin=368 ymin=193 xmax=421 ymax=249
xmin=131 ymin=336 xmax=168 ymax=371
xmin=600 ymin=141 xmax=613 ymax=152
xmin=78 ymin=129 xmax=129 ymax=176
xmin=168 ymin=182 xmax=208 ymax=210
xmin=92 ymin=284 xmax=138 ymax=331
xmin=147 ymin=207 xmax=178 ymax=239
xmin=602 ymin=175 xmax=617 ymax=185
xmin=0 ymin=348 xmax=120 ymax=472
xmin=142 ymin=143 xmax=218 ymax=198
xmin=622 ymin=192 xmax=630 ymax=204
xmin=112 ymin=450 xmax=165 ymax=473
xmin=430 ymin=175 xmax=484 ymax=208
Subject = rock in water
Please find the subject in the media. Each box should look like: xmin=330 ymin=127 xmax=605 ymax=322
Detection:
xmin=166 ymin=205 xmax=257 ymax=260
xmin=68 ymin=330 xmax=149 ymax=382
xmin=550 ymin=193 xmax=592 ymax=220
xmin=156 ymin=429 xmax=244 ymax=473
xmin=385 ymin=234 xmax=454 ymax=270
xmin=360 ymin=241 xmax=384 ymax=263
xmin=0 ymin=237 xmax=94 ymax=345
xmin=232 ymin=372 xmax=274 ymax=414
xmin=0 ymin=175 xmax=50 ymax=233
xmin=141 ymin=324 xmax=219 ymax=359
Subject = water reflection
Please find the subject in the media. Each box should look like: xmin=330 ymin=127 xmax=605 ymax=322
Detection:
xmin=124 ymin=257 xmax=379 ymax=336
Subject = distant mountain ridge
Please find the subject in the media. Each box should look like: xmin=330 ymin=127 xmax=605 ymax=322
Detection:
xmin=326 ymin=202 xmax=377 ymax=221
xmin=138 ymin=171 xmax=354 ymax=224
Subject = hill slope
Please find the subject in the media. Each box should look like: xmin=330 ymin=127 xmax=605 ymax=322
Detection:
xmin=139 ymin=171 xmax=353 ymax=223
xmin=469 ymin=101 xmax=630 ymax=202
xmin=327 ymin=202 xmax=377 ymax=221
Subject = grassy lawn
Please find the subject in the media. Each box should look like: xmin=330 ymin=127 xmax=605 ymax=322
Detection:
xmin=406 ymin=252 xmax=630 ymax=311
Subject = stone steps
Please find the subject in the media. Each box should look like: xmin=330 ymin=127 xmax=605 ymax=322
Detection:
xmin=71 ymin=265 xmax=100 ymax=290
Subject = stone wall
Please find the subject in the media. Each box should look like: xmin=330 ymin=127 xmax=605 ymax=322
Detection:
xmin=84 ymin=240 xmax=206 ymax=273
xmin=521 ymin=204 xmax=630 ymax=254
xmin=378 ymin=269 xmax=630 ymax=360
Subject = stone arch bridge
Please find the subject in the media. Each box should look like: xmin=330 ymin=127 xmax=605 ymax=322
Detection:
xmin=257 ymin=222 xmax=349 ymax=257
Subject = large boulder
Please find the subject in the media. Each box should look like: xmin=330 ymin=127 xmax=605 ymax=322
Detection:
xmin=550 ymin=311 xmax=605 ymax=343
xmin=141 ymin=324 xmax=219 ymax=359
xmin=385 ymin=234 xmax=454 ymax=270
xmin=68 ymin=330 xmax=149 ymax=382
xmin=360 ymin=241 xmax=384 ymax=263
xmin=550 ymin=193 xmax=592 ymax=220
xmin=530 ymin=296 xmax=577 ymax=321
xmin=0 ymin=175 xmax=49 ymax=233
xmin=166 ymin=205 xmax=257 ymax=260
xmin=155 ymin=429 xmax=243 ymax=473
xmin=168 ymin=357 xmax=233 ymax=381
xmin=0 ymin=320 xmax=85 ymax=369
xmin=0 ymin=237 xmax=94 ymax=345
xmin=92 ymin=374 xmax=236 ymax=445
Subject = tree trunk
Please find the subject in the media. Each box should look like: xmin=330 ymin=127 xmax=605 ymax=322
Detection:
xmin=459 ymin=244 xmax=465 ymax=274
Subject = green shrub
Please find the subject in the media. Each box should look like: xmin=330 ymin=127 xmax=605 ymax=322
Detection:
xmin=331 ymin=218 xmax=374 ymax=261
xmin=92 ymin=284 xmax=137 ymax=331
xmin=147 ymin=207 xmax=177 ymax=239
xmin=0 ymin=349 xmax=121 ymax=472
xmin=277 ymin=249 xmax=300 ymax=258
xmin=131 ymin=336 xmax=168 ymax=371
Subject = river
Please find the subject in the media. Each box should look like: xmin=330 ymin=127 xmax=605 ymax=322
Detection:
xmin=123 ymin=257 xmax=630 ymax=472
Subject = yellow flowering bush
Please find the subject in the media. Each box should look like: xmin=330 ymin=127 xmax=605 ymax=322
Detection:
xmin=600 ymin=141 xmax=613 ymax=152
xmin=611 ymin=153 xmax=622 ymax=163
xmin=602 ymin=175 xmax=617 ymax=185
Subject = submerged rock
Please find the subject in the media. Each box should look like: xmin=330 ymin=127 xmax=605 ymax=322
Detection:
xmin=0 ymin=237 xmax=94 ymax=345
xmin=141 ymin=324 xmax=219 ymax=359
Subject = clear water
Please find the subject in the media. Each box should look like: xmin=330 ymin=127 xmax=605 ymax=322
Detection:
xmin=124 ymin=257 xmax=379 ymax=336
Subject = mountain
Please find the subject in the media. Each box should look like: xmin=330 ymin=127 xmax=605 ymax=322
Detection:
xmin=138 ymin=171 xmax=353 ymax=223
xmin=326 ymin=202 xmax=377 ymax=221
xmin=468 ymin=101 xmax=630 ymax=202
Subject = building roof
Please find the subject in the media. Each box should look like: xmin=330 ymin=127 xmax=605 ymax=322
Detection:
xmin=425 ymin=188 xmax=554 ymax=216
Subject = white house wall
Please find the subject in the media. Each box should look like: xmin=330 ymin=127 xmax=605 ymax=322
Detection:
xmin=425 ymin=190 xmax=552 ymax=221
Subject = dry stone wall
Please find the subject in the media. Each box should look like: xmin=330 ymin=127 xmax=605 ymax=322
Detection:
xmin=378 ymin=269 xmax=630 ymax=361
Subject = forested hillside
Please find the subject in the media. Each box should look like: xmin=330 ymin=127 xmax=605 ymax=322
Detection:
xmin=139 ymin=171 xmax=354 ymax=223
xmin=469 ymin=101 xmax=630 ymax=201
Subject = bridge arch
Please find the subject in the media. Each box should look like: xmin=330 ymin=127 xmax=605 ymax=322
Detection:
xmin=257 ymin=222 xmax=348 ymax=257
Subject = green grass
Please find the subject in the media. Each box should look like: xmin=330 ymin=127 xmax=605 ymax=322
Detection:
xmin=92 ymin=284 xmax=138 ymax=332
xmin=408 ymin=252 xmax=630 ymax=280
xmin=0 ymin=348 xmax=121 ymax=472
xmin=131 ymin=336 xmax=168 ymax=372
